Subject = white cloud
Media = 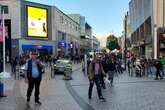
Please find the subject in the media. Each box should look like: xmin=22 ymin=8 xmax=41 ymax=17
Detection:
xmin=93 ymin=33 xmax=110 ymax=48
xmin=93 ymin=32 xmax=123 ymax=48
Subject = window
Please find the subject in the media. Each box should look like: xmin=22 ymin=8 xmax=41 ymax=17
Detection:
xmin=64 ymin=19 xmax=67 ymax=25
xmin=68 ymin=22 xmax=71 ymax=27
xmin=75 ymin=26 xmax=78 ymax=31
xmin=60 ymin=16 xmax=64 ymax=24
xmin=62 ymin=33 xmax=65 ymax=40
xmin=2 ymin=6 xmax=8 ymax=14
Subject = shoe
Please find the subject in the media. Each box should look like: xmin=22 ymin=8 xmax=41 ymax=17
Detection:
xmin=102 ymin=85 xmax=106 ymax=89
xmin=99 ymin=96 xmax=106 ymax=101
xmin=35 ymin=101 xmax=42 ymax=106
xmin=160 ymin=77 xmax=163 ymax=80
xmin=27 ymin=98 xmax=30 ymax=103
xmin=88 ymin=96 xmax=92 ymax=100
xmin=155 ymin=78 xmax=158 ymax=80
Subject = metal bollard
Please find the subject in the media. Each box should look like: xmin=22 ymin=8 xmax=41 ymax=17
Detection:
xmin=51 ymin=66 xmax=54 ymax=78
xmin=15 ymin=66 xmax=20 ymax=80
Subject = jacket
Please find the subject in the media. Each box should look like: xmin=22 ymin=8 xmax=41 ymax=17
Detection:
xmin=27 ymin=59 xmax=43 ymax=80
xmin=88 ymin=61 xmax=105 ymax=80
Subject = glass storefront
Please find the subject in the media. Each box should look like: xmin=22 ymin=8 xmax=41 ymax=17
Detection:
xmin=145 ymin=45 xmax=152 ymax=59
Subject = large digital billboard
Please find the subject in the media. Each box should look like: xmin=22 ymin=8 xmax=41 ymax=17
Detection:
xmin=27 ymin=6 xmax=48 ymax=38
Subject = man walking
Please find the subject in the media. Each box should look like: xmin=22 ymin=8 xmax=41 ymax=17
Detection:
xmin=155 ymin=59 xmax=163 ymax=80
xmin=25 ymin=52 xmax=43 ymax=105
xmin=107 ymin=58 xmax=116 ymax=86
xmin=88 ymin=56 xmax=106 ymax=101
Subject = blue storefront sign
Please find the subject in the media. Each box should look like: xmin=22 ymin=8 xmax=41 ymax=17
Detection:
xmin=22 ymin=44 xmax=52 ymax=49
xmin=58 ymin=41 xmax=67 ymax=48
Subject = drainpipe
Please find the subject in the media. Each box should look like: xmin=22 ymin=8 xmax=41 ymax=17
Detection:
xmin=163 ymin=0 xmax=165 ymax=27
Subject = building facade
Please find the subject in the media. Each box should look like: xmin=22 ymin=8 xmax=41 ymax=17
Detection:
xmin=0 ymin=0 xmax=81 ymax=61
xmin=92 ymin=36 xmax=100 ymax=51
xmin=51 ymin=7 xmax=80 ymax=57
xmin=128 ymin=0 xmax=165 ymax=59
xmin=68 ymin=14 xmax=93 ymax=54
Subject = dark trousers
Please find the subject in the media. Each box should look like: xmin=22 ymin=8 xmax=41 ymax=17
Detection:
xmin=27 ymin=78 xmax=41 ymax=102
xmin=100 ymin=74 xmax=105 ymax=88
xmin=88 ymin=75 xmax=102 ymax=98
xmin=156 ymin=69 xmax=162 ymax=79
xmin=11 ymin=65 xmax=16 ymax=73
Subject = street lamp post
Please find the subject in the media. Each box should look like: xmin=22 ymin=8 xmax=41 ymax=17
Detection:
xmin=124 ymin=15 xmax=127 ymax=70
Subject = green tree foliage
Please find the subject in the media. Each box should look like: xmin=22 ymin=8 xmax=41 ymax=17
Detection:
xmin=106 ymin=34 xmax=120 ymax=50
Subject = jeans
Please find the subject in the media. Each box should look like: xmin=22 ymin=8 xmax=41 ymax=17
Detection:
xmin=100 ymin=73 xmax=106 ymax=88
xmin=160 ymin=67 xmax=164 ymax=77
xmin=156 ymin=69 xmax=162 ymax=79
xmin=108 ymin=70 xmax=115 ymax=86
xmin=11 ymin=65 xmax=16 ymax=73
xmin=88 ymin=75 xmax=102 ymax=98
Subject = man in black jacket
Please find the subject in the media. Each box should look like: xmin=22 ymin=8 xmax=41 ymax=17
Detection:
xmin=155 ymin=59 xmax=163 ymax=80
xmin=25 ymin=53 xmax=43 ymax=105
xmin=107 ymin=58 xmax=116 ymax=86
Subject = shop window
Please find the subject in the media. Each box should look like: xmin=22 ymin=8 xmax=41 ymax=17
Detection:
xmin=2 ymin=6 xmax=8 ymax=14
xmin=60 ymin=16 xmax=64 ymax=24
xmin=62 ymin=34 xmax=65 ymax=40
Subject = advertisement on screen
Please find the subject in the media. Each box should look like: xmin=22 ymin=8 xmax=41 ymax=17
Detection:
xmin=27 ymin=6 xmax=48 ymax=38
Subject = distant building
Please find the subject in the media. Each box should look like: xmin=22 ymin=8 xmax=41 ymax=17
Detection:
xmin=68 ymin=14 xmax=93 ymax=54
xmin=92 ymin=36 xmax=100 ymax=51
xmin=0 ymin=0 xmax=81 ymax=61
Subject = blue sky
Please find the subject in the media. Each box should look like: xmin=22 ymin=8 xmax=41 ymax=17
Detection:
xmin=28 ymin=0 xmax=130 ymax=46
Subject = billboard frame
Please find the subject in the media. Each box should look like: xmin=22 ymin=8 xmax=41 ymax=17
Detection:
xmin=26 ymin=5 xmax=48 ymax=39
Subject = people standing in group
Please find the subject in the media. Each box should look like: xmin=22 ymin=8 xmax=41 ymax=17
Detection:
xmin=24 ymin=52 xmax=43 ymax=105
xmin=88 ymin=56 xmax=106 ymax=101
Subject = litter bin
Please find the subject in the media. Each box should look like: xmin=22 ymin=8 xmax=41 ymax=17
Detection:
xmin=63 ymin=68 xmax=72 ymax=80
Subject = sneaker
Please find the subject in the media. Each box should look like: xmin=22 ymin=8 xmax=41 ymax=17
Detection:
xmin=35 ymin=101 xmax=42 ymax=106
xmin=99 ymin=96 xmax=106 ymax=101
xmin=27 ymin=98 xmax=30 ymax=103
xmin=155 ymin=78 xmax=158 ymax=80
xmin=160 ymin=77 xmax=163 ymax=80
xmin=88 ymin=96 xmax=92 ymax=100
xmin=102 ymin=85 xmax=106 ymax=89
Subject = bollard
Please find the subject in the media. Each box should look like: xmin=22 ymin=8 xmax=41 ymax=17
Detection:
xmin=15 ymin=66 xmax=20 ymax=80
xmin=51 ymin=65 xmax=54 ymax=78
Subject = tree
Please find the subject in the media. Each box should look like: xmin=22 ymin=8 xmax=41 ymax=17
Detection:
xmin=106 ymin=34 xmax=120 ymax=51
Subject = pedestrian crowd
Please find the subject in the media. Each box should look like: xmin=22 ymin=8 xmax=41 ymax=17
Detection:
xmin=127 ymin=56 xmax=164 ymax=80
xmin=83 ymin=52 xmax=124 ymax=101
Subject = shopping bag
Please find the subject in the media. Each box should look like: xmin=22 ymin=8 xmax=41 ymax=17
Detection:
xmin=104 ymin=77 xmax=110 ymax=84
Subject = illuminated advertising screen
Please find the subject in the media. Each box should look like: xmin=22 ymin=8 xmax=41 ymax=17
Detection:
xmin=27 ymin=6 xmax=48 ymax=38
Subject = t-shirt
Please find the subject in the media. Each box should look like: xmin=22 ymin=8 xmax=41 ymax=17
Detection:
xmin=94 ymin=63 xmax=100 ymax=75
xmin=31 ymin=62 xmax=39 ymax=78
xmin=25 ymin=60 xmax=40 ymax=79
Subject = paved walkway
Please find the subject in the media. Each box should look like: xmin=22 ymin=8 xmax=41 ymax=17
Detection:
xmin=2 ymin=63 xmax=165 ymax=110
xmin=0 ymin=63 xmax=82 ymax=110
xmin=68 ymin=69 xmax=165 ymax=110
